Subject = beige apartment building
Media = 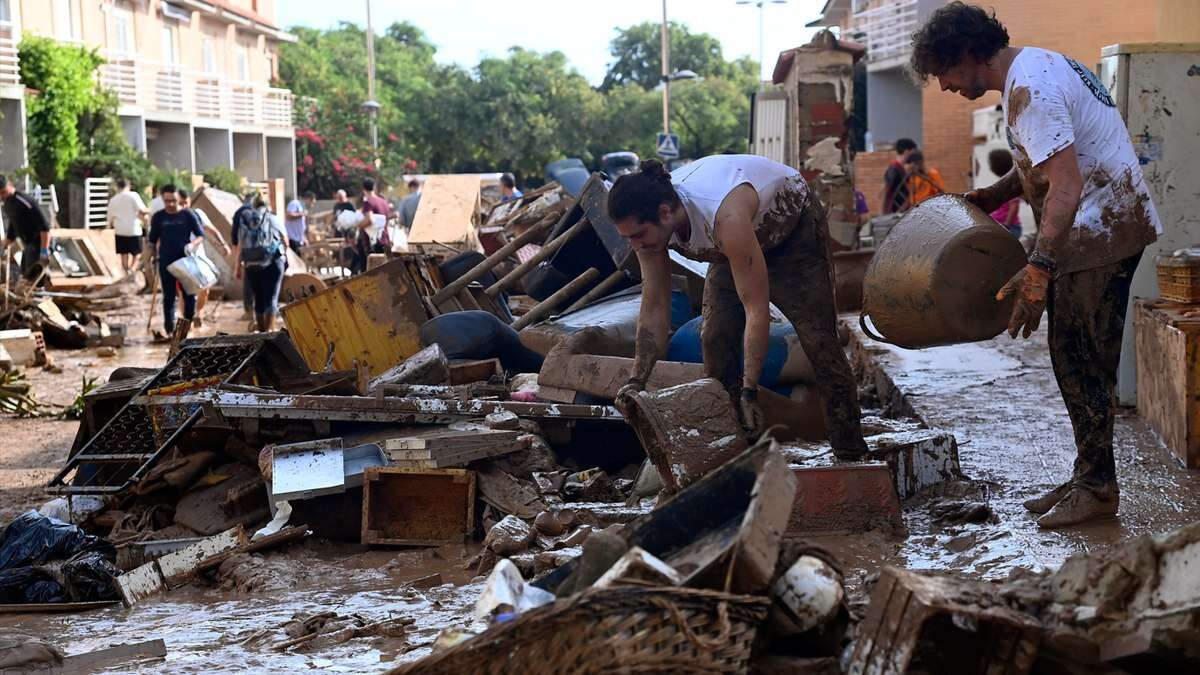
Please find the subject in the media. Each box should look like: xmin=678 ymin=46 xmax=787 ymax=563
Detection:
xmin=0 ymin=0 xmax=296 ymax=193
xmin=808 ymin=0 xmax=1200 ymax=200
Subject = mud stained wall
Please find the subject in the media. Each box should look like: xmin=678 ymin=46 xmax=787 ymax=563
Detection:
xmin=920 ymin=0 xmax=1161 ymax=193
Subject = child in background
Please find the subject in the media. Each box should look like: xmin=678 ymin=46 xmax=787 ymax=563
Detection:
xmin=986 ymin=148 xmax=1022 ymax=238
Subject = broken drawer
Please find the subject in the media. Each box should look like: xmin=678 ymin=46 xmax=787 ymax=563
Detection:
xmin=361 ymin=467 xmax=476 ymax=546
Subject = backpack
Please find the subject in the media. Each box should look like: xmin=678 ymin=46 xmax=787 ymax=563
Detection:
xmin=239 ymin=207 xmax=283 ymax=268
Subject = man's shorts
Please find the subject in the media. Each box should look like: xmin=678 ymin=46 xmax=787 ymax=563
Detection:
xmin=115 ymin=234 xmax=143 ymax=255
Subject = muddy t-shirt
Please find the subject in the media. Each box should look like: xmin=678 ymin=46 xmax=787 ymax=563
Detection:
xmin=669 ymin=154 xmax=811 ymax=263
xmin=1002 ymin=47 xmax=1161 ymax=274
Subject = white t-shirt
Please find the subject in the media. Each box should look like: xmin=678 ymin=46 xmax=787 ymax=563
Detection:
xmin=107 ymin=190 xmax=147 ymax=237
xmin=669 ymin=154 xmax=810 ymax=262
xmin=284 ymin=199 xmax=307 ymax=244
xmin=1003 ymin=47 xmax=1160 ymax=274
xmin=149 ymin=195 xmax=165 ymax=216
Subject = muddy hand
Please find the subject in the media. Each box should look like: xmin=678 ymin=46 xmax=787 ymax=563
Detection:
xmin=738 ymin=387 xmax=765 ymax=439
xmin=996 ymin=264 xmax=1049 ymax=339
xmin=614 ymin=379 xmax=645 ymax=417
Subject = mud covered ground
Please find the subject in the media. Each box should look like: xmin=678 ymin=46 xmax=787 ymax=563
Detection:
xmin=1 ymin=303 xmax=1199 ymax=671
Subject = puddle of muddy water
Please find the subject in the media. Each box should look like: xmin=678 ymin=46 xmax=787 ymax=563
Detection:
xmin=0 ymin=544 xmax=486 ymax=673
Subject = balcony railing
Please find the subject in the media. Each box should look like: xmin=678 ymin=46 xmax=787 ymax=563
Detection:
xmin=0 ymin=21 xmax=19 ymax=88
xmin=852 ymin=0 xmax=919 ymax=72
xmin=97 ymin=51 xmax=293 ymax=129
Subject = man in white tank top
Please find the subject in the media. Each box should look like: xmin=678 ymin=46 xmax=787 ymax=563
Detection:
xmin=607 ymin=155 xmax=868 ymax=460
xmin=912 ymin=4 xmax=1162 ymax=528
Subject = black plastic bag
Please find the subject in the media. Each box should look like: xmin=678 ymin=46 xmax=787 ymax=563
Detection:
xmin=0 ymin=511 xmax=114 ymax=571
xmin=60 ymin=551 xmax=119 ymax=602
xmin=0 ymin=568 xmax=49 ymax=603
xmin=24 ymin=580 xmax=66 ymax=604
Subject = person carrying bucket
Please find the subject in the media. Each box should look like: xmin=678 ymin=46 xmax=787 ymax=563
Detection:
xmin=910 ymin=3 xmax=1162 ymax=528
xmin=606 ymin=156 xmax=869 ymax=461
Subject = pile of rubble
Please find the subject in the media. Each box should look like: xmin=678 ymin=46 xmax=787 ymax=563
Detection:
xmin=2 ymin=170 xmax=1197 ymax=673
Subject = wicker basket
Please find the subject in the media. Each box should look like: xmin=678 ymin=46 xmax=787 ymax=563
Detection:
xmin=1157 ymin=254 xmax=1200 ymax=304
xmin=389 ymin=587 xmax=769 ymax=675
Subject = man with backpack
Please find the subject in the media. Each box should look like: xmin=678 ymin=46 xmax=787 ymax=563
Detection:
xmin=232 ymin=196 xmax=287 ymax=332
xmin=148 ymin=185 xmax=205 ymax=337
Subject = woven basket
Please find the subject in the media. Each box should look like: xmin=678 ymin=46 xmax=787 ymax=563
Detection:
xmin=1157 ymin=254 xmax=1200 ymax=304
xmin=389 ymin=587 xmax=769 ymax=675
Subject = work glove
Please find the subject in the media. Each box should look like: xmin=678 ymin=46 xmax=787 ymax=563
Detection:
xmin=614 ymin=378 xmax=646 ymax=417
xmin=738 ymin=387 xmax=766 ymax=439
xmin=996 ymin=264 xmax=1050 ymax=339
xmin=963 ymin=188 xmax=1005 ymax=214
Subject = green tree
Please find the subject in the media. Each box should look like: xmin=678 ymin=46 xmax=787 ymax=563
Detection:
xmin=601 ymin=22 xmax=758 ymax=93
xmin=18 ymin=35 xmax=104 ymax=185
xmin=670 ymin=78 xmax=751 ymax=158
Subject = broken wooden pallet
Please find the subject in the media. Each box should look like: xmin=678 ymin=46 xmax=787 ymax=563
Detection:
xmin=384 ymin=429 xmax=525 ymax=468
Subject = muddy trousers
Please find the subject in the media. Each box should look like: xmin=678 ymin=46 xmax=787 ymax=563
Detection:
xmin=700 ymin=203 xmax=868 ymax=455
xmin=1046 ymin=250 xmax=1143 ymax=490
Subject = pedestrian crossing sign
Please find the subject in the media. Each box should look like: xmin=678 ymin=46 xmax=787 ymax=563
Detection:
xmin=656 ymin=133 xmax=680 ymax=159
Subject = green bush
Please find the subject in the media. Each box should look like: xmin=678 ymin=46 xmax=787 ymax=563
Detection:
xmin=203 ymin=166 xmax=244 ymax=194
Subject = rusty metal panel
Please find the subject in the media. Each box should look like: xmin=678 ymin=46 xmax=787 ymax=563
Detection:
xmin=280 ymin=256 xmax=439 ymax=376
xmin=361 ymin=467 xmax=475 ymax=546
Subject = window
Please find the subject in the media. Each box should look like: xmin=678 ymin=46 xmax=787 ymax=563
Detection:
xmin=0 ymin=0 xmax=11 ymax=24
xmin=54 ymin=0 xmax=80 ymax=41
xmin=112 ymin=7 xmax=134 ymax=53
xmin=202 ymin=37 xmax=216 ymax=73
xmin=236 ymin=47 xmax=250 ymax=81
xmin=161 ymin=25 xmax=178 ymax=64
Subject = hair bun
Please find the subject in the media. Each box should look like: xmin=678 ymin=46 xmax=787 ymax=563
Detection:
xmin=639 ymin=159 xmax=670 ymax=181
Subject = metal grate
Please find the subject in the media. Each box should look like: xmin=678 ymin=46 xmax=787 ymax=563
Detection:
xmin=47 ymin=338 xmax=265 ymax=495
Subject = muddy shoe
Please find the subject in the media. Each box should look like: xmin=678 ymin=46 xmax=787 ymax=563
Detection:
xmin=1036 ymin=484 xmax=1119 ymax=529
xmin=1022 ymin=481 xmax=1072 ymax=515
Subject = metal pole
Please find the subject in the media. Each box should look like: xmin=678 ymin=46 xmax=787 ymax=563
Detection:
xmin=661 ymin=0 xmax=670 ymax=135
xmin=365 ymin=0 xmax=378 ymax=158
xmin=758 ymin=1 xmax=765 ymax=89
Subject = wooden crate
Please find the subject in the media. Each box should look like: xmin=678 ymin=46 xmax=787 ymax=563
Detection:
xmin=1135 ymin=299 xmax=1200 ymax=468
xmin=361 ymin=467 xmax=475 ymax=546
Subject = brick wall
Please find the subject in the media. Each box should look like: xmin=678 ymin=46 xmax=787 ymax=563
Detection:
xmin=920 ymin=0 xmax=1164 ymax=193
xmin=853 ymin=150 xmax=897 ymax=216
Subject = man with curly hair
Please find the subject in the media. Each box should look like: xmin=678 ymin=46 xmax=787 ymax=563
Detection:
xmin=910 ymin=3 xmax=1162 ymax=528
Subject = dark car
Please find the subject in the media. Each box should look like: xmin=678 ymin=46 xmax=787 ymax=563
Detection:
xmin=544 ymin=158 xmax=589 ymax=197
xmin=599 ymin=151 xmax=639 ymax=178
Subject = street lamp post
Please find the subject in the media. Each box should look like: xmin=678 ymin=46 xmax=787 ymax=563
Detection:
xmin=737 ymin=0 xmax=788 ymax=88
xmin=364 ymin=0 xmax=380 ymax=165
xmin=660 ymin=0 xmax=670 ymax=135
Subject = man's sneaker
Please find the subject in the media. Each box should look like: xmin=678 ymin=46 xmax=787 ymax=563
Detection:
xmin=1022 ymin=481 xmax=1073 ymax=515
xmin=1037 ymin=484 xmax=1119 ymax=529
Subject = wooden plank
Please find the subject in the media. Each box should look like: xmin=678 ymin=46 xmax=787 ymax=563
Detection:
xmin=448 ymin=358 xmax=500 ymax=385
xmin=157 ymin=527 xmax=247 ymax=587
xmin=62 ymin=638 xmax=167 ymax=670
xmin=384 ymin=429 xmax=522 ymax=451
xmin=408 ymin=175 xmax=482 ymax=250
xmin=141 ymin=391 xmax=624 ymax=423
xmin=0 ymin=600 xmax=117 ymax=614
xmin=539 ymin=354 xmax=705 ymax=400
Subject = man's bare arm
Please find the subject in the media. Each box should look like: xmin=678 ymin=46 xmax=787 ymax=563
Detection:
xmin=715 ymin=186 xmax=770 ymax=390
xmin=1030 ymin=145 xmax=1082 ymax=265
xmin=966 ymin=167 xmax=1024 ymax=212
xmin=629 ymin=247 xmax=672 ymax=386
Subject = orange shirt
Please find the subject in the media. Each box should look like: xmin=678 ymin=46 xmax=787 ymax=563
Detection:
xmin=907 ymin=168 xmax=945 ymax=207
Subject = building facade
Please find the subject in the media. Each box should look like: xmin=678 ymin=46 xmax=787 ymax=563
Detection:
xmin=0 ymin=0 xmax=296 ymax=194
xmin=809 ymin=0 xmax=1200 ymax=200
